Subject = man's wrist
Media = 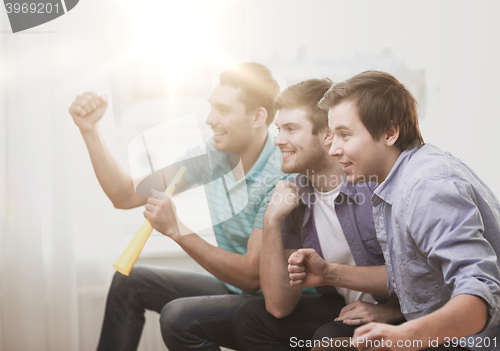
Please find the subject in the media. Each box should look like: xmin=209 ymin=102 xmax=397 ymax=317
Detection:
xmin=324 ymin=263 xmax=340 ymax=286
xmin=263 ymin=215 xmax=284 ymax=228
xmin=170 ymin=221 xmax=192 ymax=243
xmin=79 ymin=124 xmax=100 ymax=138
xmin=167 ymin=228 xmax=182 ymax=242
xmin=398 ymin=319 xmax=426 ymax=347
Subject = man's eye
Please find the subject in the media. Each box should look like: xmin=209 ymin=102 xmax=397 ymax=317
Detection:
xmin=288 ymin=128 xmax=295 ymax=132
xmin=342 ymin=132 xmax=348 ymax=138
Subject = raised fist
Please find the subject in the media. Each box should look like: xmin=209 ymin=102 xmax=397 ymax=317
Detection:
xmin=69 ymin=92 xmax=108 ymax=133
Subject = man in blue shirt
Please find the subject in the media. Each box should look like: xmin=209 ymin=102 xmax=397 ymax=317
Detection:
xmin=233 ymin=79 xmax=403 ymax=351
xmin=314 ymin=71 xmax=500 ymax=350
xmin=68 ymin=63 xmax=290 ymax=351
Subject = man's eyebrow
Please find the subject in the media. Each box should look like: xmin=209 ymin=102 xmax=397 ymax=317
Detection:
xmin=333 ymin=124 xmax=352 ymax=131
xmin=208 ymin=101 xmax=230 ymax=109
xmin=277 ymin=123 xmax=300 ymax=129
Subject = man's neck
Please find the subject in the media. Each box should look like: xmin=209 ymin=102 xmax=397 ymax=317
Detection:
xmin=378 ymin=147 xmax=404 ymax=184
xmin=238 ymin=130 xmax=268 ymax=177
xmin=307 ymin=163 xmax=344 ymax=193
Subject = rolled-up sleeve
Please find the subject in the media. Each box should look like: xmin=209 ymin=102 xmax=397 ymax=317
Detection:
xmin=281 ymin=210 xmax=301 ymax=250
xmin=406 ymin=177 xmax=500 ymax=329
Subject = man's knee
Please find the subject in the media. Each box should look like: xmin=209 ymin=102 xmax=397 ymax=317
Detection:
xmin=160 ymin=299 xmax=186 ymax=329
xmin=160 ymin=298 xmax=203 ymax=345
xmin=233 ymin=297 xmax=268 ymax=334
xmin=107 ymin=266 xmax=152 ymax=302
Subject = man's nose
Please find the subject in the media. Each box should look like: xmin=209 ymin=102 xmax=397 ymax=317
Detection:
xmin=274 ymin=131 xmax=286 ymax=146
xmin=205 ymin=110 xmax=217 ymax=126
xmin=328 ymin=139 xmax=343 ymax=157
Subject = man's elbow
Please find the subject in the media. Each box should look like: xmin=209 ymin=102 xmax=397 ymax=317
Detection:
xmin=241 ymin=277 xmax=260 ymax=295
xmin=265 ymin=301 xmax=292 ymax=319
xmin=111 ymin=195 xmax=142 ymax=209
xmin=112 ymin=200 xmax=133 ymax=209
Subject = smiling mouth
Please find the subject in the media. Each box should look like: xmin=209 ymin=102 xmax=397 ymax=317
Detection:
xmin=213 ymin=131 xmax=226 ymax=137
xmin=282 ymin=151 xmax=295 ymax=158
xmin=340 ymin=162 xmax=352 ymax=169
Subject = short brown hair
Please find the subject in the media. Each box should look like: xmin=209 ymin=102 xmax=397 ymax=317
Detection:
xmin=220 ymin=63 xmax=280 ymax=126
xmin=319 ymin=71 xmax=424 ymax=151
xmin=274 ymin=78 xmax=333 ymax=135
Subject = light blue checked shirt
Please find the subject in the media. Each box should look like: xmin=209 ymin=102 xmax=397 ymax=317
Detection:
xmin=372 ymin=143 xmax=500 ymax=350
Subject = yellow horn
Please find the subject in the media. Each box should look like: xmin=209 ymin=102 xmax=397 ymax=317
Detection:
xmin=113 ymin=166 xmax=187 ymax=276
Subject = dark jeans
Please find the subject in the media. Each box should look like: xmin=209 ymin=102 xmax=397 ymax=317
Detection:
xmin=233 ymin=295 xmax=355 ymax=351
xmin=96 ymin=265 xmax=254 ymax=351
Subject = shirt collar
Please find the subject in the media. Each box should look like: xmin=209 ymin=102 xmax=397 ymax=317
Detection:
xmin=373 ymin=143 xmax=421 ymax=206
xmin=291 ymin=173 xmax=358 ymax=208
xmin=335 ymin=174 xmax=368 ymax=204
xmin=245 ymin=132 xmax=275 ymax=182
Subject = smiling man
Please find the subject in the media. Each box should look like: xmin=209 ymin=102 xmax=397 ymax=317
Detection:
xmin=69 ymin=63 xmax=291 ymax=351
xmin=320 ymin=71 xmax=500 ymax=351
xmin=233 ymin=78 xmax=403 ymax=351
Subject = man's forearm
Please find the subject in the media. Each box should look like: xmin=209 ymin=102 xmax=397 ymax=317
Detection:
xmin=81 ymin=127 xmax=146 ymax=209
xmin=325 ymin=264 xmax=390 ymax=297
xmin=401 ymin=294 xmax=489 ymax=347
xmin=260 ymin=218 xmax=301 ymax=318
xmin=174 ymin=224 xmax=261 ymax=294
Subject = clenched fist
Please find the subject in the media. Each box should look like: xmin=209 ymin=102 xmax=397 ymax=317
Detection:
xmin=288 ymin=248 xmax=328 ymax=288
xmin=264 ymin=181 xmax=302 ymax=222
xmin=143 ymin=190 xmax=181 ymax=240
xmin=69 ymin=92 xmax=108 ymax=133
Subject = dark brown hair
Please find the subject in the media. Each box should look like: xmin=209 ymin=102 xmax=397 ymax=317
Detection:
xmin=274 ymin=78 xmax=333 ymax=135
xmin=219 ymin=63 xmax=280 ymax=126
xmin=319 ymin=71 xmax=424 ymax=151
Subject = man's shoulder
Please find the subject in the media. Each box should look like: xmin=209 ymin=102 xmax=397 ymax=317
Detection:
xmin=398 ymin=144 xmax=489 ymax=205
xmin=406 ymin=144 xmax=449 ymax=174
xmin=400 ymin=144 xmax=464 ymax=190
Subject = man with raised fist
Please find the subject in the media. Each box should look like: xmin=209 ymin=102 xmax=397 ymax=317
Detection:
xmin=69 ymin=63 xmax=291 ymax=351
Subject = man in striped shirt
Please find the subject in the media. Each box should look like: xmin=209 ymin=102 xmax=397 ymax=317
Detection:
xmin=69 ymin=63 xmax=291 ymax=351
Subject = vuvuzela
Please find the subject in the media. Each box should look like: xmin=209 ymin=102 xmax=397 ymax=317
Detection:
xmin=113 ymin=166 xmax=188 ymax=276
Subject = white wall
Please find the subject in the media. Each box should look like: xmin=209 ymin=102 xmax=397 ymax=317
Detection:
xmin=1 ymin=1 xmax=500 ymax=350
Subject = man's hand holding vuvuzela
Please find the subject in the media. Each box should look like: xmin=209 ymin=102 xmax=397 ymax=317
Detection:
xmin=264 ymin=180 xmax=301 ymax=224
xmin=288 ymin=248 xmax=328 ymax=288
xmin=143 ymin=190 xmax=184 ymax=241
xmin=68 ymin=91 xmax=108 ymax=133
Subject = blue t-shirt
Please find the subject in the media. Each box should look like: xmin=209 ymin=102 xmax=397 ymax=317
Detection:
xmin=180 ymin=132 xmax=293 ymax=294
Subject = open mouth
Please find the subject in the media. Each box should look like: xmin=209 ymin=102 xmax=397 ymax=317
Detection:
xmin=281 ymin=151 xmax=295 ymax=159
xmin=339 ymin=162 xmax=353 ymax=171
xmin=213 ymin=131 xmax=227 ymax=137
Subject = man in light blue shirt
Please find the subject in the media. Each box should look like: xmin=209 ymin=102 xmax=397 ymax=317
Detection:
xmin=69 ymin=63 xmax=291 ymax=351
xmin=319 ymin=71 xmax=500 ymax=351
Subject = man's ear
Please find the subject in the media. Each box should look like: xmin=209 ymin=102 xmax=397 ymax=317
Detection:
xmin=385 ymin=121 xmax=400 ymax=147
xmin=252 ymin=107 xmax=268 ymax=128
xmin=323 ymin=128 xmax=334 ymax=146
